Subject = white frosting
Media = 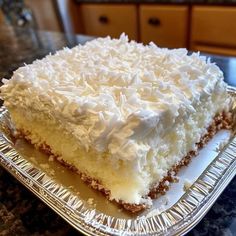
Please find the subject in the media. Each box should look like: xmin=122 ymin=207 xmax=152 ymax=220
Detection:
xmin=0 ymin=34 xmax=229 ymax=165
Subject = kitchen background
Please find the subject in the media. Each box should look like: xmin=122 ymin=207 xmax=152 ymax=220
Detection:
xmin=0 ymin=0 xmax=236 ymax=56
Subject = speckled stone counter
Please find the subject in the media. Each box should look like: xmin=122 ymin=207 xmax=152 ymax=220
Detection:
xmin=0 ymin=25 xmax=235 ymax=236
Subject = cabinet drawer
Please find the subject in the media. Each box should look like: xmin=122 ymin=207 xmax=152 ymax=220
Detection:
xmin=192 ymin=44 xmax=236 ymax=57
xmin=80 ymin=4 xmax=137 ymax=40
xmin=140 ymin=5 xmax=188 ymax=48
xmin=191 ymin=6 xmax=236 ymax=48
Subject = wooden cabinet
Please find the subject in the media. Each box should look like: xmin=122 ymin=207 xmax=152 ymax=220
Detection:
xmin=191 ymin=45 xmax=236 ymax=57
xmin=0 ymin=10 xmax=4 ymax=25
xmin=139 ymin=5 xmax=188 ymax=48
xmin=191 ymin=6 xmax=236 ymax=56
xmin=71 ymin=3 xmax=236 ymax=56
xmin=80 ymin=4 xmax=138 ymax=40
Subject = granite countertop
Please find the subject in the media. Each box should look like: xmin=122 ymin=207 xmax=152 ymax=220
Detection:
xmin=0 ymin=25 xmax=235 ymax=236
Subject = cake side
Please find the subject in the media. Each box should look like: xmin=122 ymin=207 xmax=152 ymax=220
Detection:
xmin=6 ymin=86 xmax=232 ymax=208
xmin=9 ymin=108 xmax=233 ymax=212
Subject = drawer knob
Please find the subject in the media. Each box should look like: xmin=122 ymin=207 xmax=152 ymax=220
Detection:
xmin=99 ymin=15 xmax=109 ymax=24
xmin=148 ymin=17 xmax=161 ymax=26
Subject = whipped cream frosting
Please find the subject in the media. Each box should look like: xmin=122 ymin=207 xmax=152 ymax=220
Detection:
xmin=0 ymin=34 xmax=229 ymax=163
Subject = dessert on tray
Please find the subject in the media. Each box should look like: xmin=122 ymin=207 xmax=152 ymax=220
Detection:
xmin=0 ymin=34 xmax=233 ymax=212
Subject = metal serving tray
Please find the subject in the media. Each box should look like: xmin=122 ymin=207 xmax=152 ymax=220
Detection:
xmin=0 ymin=87 xmax=235 ymax=236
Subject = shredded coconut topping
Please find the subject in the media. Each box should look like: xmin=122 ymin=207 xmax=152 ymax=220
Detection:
xmin=0 ymin=34 xmax=228 ymax=161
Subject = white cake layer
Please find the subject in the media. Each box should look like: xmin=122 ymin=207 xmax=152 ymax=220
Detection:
xmin=0 ymin=34 xmax=231 ymax=204
xmin=8 ymin=88 xmax=228 ymax=204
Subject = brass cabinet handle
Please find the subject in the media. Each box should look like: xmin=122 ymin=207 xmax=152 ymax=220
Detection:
xmin=148 ymin=17 xmax=161 ymax=26
xmin=99 ymin=15 xmax=109 ymax=24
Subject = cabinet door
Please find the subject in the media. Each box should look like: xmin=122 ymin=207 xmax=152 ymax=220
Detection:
xmin=80 ymin=4 xmax=137 ymax=40
xmin=140 ymin=5 xmax=188 ymax=48
xmin=191 ymin=6 xmax=236 ymax=49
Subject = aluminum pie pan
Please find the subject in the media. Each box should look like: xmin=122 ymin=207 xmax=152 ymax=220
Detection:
xmin=0 ymin=87 xmax=235 ymax=235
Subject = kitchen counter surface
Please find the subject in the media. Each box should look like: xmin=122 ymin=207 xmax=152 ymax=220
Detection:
xmin=0 ymin=24 xmax=235 ymax=236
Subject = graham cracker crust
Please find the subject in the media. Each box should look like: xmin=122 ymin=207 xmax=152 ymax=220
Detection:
xmin=15 ymin=111 xmax=233 ymax=213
